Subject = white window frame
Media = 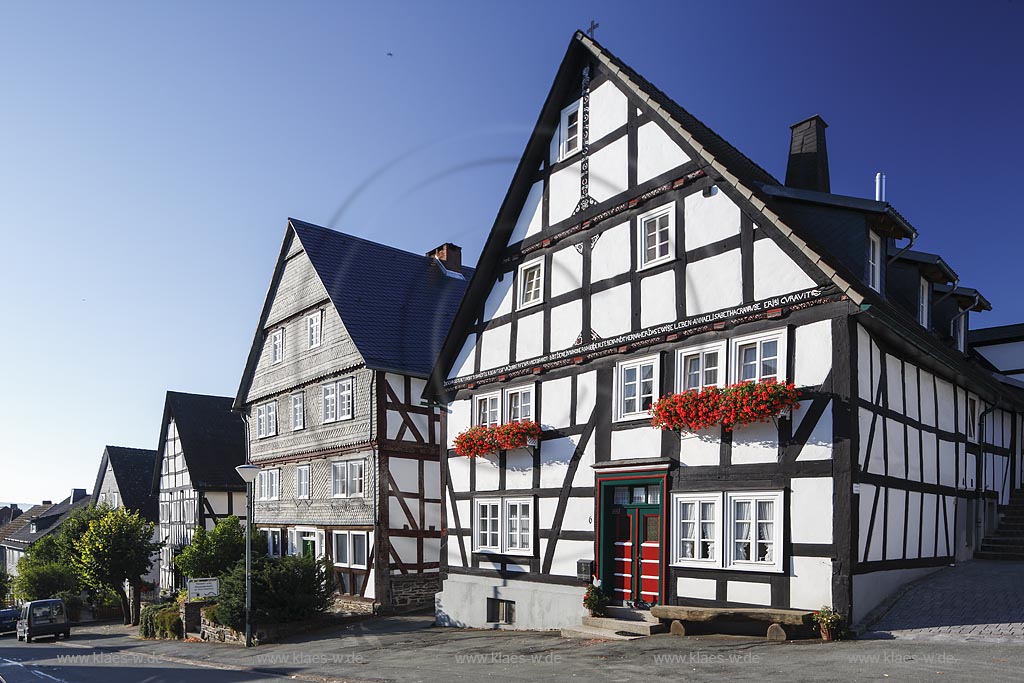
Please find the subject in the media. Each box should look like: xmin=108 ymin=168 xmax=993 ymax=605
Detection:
xmin=918 ymin=277 xmax=930 ymax=327
xmin=270 ymin=328 xmax=284 ymax=364
xmin=338 ymin=377 xmax=354 ymax=420
xmin=257 ymin=469 xmax=280 ymax=501
xmin=295 ymin=464 xmax=310 ymax=499
xmin=322 ymin=383 xmax=337 ymax=423
xmin=558 ymin=99 xmax=582 ymax=160
xmin=330 ymin=459 xmax=365 ymax=498
xmin=307 ymin=311 xmax=322 ymax=349
xmin=516 ymin=258 xmax=544 ymax=310
xmin=291 ymin=392 xmax=304 ymax=431
xmin=867 ymin=232 xmax=882 ymax=292
xmin=730 ymin=329 xmax=787 ymax=384
xmin=637 ymin=203 xmax=676 ymax=270
xmin=255 ymin=401 xmax=278 ymax=439
xmin=676 ymin=341 xmax=727 ymax=391
xmin=332 ymin=530 xmax=350 ymax=566
xmin=725 ymin=491 xmax=783 ymax=572
xmin=503 ymin=497 xmax=533 ymax=555
xmin=474 ymin=498 xmax=501 ymax=552
xmin=475 ymin=391 xmax=501 ymax=428
xmin=671 ymin=493 xmax=721 ymax=567
xmin=504 ymin=385 xmax=534 ymax=424
xmin=614 ymin=354 xmax=661 ymax=422
xmin=262 ymin=529 xmax=282 ymax=557
xmin=349 ymin=531 xmax=369 ymax=569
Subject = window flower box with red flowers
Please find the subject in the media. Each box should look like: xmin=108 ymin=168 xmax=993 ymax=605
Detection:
xmin=453 ymin=421 xmax=542 ymax=457
xmin=650 ymin=379 xmax=801 ymax=433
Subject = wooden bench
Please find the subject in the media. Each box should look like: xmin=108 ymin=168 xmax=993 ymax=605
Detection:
xmin=650 ymin=605 xmax=815 ymax=641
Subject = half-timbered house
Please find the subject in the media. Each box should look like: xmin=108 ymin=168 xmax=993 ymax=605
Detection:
xmin=234 ymin=219 xmax=471 ymax=612
xmin=152 ymin=391 xmax=248 ymax=593
xmin=428 ymin=32 xmax=1024 ymax=631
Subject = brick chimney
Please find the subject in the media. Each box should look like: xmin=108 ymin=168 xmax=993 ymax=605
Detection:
xmin=427 ymin=243 xmax=462 ymax=273
xmin=785 ymin=115 xmax=830 ymax=193
xmin=42 ymin=500 xmax=52 ymax=505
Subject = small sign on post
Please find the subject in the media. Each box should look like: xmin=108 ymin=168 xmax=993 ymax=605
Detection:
xmin=187 ymin=577 xmax=220 ymax=601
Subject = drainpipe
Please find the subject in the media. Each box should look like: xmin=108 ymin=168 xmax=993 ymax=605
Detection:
xmin=975 ymin=401 xmax=1001 ymax=550
xmin=887 ymin=232 xmax=917 ymax=264
xmin=949 ymin=293 xmax=979 ymax=351
xmin=933 ymin=278 xmax=960 ymax=306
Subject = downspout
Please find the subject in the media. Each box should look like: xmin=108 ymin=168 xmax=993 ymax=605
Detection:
xmin=933 ymin=278 xmax=960 ymax=306
xmin=974 ymin=400 xmax=1001 ymax=551
xmin=886 ymin=232 xmax=917 ymax=264
xmin=949 ymin=293 xmax=979 ymax=350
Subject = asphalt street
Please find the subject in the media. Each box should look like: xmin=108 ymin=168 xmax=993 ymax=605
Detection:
xmin=1 ymin=615 xmax=1022 ymax=683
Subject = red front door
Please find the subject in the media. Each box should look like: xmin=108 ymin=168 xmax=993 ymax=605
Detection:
xmin=606 ymin=484 xmax=663 ymax=606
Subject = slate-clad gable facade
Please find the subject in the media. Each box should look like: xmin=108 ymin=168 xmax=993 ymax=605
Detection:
xmin=235 ymin=220 xmax=471 ymax=611
xmin=429 ymin=32 xmax=1024 ymax=631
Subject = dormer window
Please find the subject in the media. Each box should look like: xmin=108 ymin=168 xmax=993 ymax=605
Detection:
xmin=30 ymin=522 xmax=36 ymax=534
xmin=867 ymin=232 xmax=882 ymax=292
xmin=559 ymin=100 xmax=581 ymax=160
xmin=918 ymin=278 xmax=930 ymax=327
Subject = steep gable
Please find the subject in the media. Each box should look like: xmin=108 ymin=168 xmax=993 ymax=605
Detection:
xmin=431 ymin=32 xmax=843 ymax=393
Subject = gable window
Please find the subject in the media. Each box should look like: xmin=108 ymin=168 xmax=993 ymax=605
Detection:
xmin=867 ymin=232 xmax=882 ymax=292
xmin=291 ymin=393 xmax=304 ymax=431
xmin=295 ymin=465 xmax=310 ymax=499
xmin=559 ymin=100 xmax=581 ymax=159
xmin=505 ymin=386 xmax=534 ymax=423
xmin=270 ymin=328 xmax=284 ymax=364
xmin=677 ymin=341 xmax=726 ymax=391
xmin=731 ymin=330 xmax=786 ymax=384
xmin=255 ymin=401 xmax=278 ymax=438
xmin=475 ymin=392 xmax=501 ymax=428
xmin=673 ymin=493 xmax=719 ymax=566
xmin=517 ymin=258 xmax=544 ymax=309
xmin=322 ymin=383 xmax=337 ymax=423
xmin=918 ymin=278 xmax=930 ymax=327
xmin=474 ymin=496 xmax=533 ymax=555
xmin=307 ymin=311 xmax=322 ymax=349
xmin=638 ymin=204 xmax=675 ymax=269
xmin=615 ymin=354 xmax=660 ymax=421
xmin=726 ymin=491 xmax=782 ymax=571
xmin=331 ymin=459 xmax=365 ymax=498
xmin=256 ymin=469 xmax=280 ymax=501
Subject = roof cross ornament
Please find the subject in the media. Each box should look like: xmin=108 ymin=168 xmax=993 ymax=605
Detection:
xmin=586 ymin=20 xmax=599 ymax=38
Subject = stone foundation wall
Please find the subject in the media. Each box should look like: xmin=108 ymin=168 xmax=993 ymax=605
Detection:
xmin=199 ymin=608 xmax=362 ymax=645
xmin=385 ymin=573 xmax=440 ymax=612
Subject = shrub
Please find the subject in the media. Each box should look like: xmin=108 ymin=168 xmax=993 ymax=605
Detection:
xmin=215 ymin=555 xmax=335 ymax=632
xmin=154 ymin=606 xmax=183 ymax=639
xmin=139 ymin=604 xmax=163 ymax=639
xmin=203 ymin=603 xmax=221 ymax=625
xmin=55 ymin=590 xmax=84 ymax=621
xmin=12 ymin=560 xmax=78 ymax=602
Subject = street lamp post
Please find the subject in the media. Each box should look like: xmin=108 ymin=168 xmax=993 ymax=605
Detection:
xmin=235 ymin=464 xmax=261 ymax=648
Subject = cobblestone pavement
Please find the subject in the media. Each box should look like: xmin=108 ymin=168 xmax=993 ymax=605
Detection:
xmin=867 ymin=560 xmax=1024 ymax=642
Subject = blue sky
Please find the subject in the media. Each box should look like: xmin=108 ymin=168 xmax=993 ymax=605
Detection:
xmin=1 ymin=1 xmax=1021 ymax=505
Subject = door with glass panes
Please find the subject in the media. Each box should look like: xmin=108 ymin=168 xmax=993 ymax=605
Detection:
xmin=602 ymin=479 xmax=664 ymax=606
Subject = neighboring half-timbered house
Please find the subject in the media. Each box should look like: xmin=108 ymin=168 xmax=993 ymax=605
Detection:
xmin=234 ymin=219 xmax=471 ymax=612
xmin=427 ymin=32 xmax=1024 ymax=631
xmin=152 ymin=391 xmax=247 ymax=593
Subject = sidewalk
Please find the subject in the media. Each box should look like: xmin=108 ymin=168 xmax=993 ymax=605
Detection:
xmin=43 ymin=611 xmax=1024 ymax=683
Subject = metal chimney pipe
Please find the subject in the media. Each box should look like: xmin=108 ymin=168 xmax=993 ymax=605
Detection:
xmin=875 ymin=172 xmax=886 ymax=202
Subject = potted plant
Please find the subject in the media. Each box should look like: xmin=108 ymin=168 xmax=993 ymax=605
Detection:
xmin=811 ymin=605 xmax=842 ymax=641
xmin=582 ymin=577 xmax=608 ymax=617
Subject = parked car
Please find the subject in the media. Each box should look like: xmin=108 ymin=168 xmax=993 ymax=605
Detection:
xmin=16 ymin=599 xmax=70 ymax=643
xmin=0 ymin=608 xmax=18 ymax=635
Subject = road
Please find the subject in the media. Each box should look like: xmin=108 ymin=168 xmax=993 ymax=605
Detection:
xmin=0 ymin=634 xmax=279 ymax=683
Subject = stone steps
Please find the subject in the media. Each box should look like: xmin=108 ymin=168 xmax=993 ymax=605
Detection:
xmin=581 ymin=616 xmax=667 ymax=636
xmin=560 ymin=625 xmax=644 ymax=641
xmin=977 ymin=489 xmax=1024 ymax=561
xmin=603 ymin=605 xmax=661 ymax=624
xmin=975 ymin=550 xmax=1024 ymax=561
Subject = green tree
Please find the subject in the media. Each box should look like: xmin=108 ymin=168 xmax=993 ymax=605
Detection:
xmin=73 ymin=507 xmax=161 ymax=625
xmin=215 ymin=554 xmax=335 ymax=632
xmin=12 ymin=559 xmax=78 ymax=601
xmin=174 ymin=516 xmax=247 ymax=580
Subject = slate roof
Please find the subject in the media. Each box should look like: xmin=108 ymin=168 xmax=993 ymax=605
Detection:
xmin=970 ymin=323 xmax=1024 ymax=346
xmin=93 ymin=446 xmax=159 ymax=522
xmin=0 ymin=493 xmax=91 ymax=551
xmin=288 ymin=219 xmax=474 ymax=379
xmin=153 ymin=391 xmax=247 ymax=493
xmin=934 ymin=284 xmax=992 ymax=312
xmin=889 ymin=247 xmax=958 ymax=284
xmin=0 ymin=505 xmax=21 ymax=527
